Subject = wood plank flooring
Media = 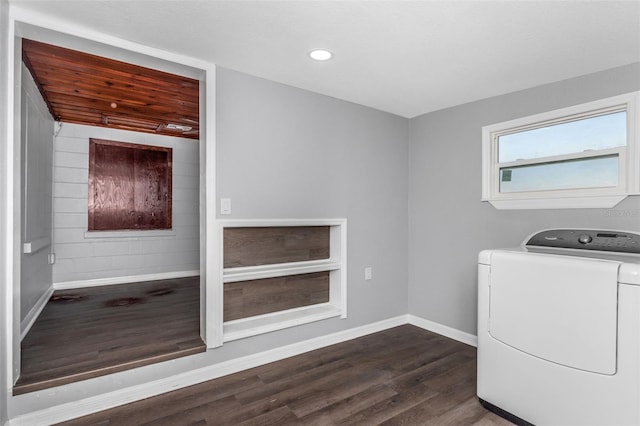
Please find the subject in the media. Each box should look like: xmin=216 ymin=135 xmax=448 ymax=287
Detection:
xmin=58 ymin=325 xmax=513 ymax=425
xmin=15 ymin=277 xmax=205 ymax=395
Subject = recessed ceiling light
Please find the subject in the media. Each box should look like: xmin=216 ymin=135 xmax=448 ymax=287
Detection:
xmin=309 ymin=49 xmax=333 ymax=61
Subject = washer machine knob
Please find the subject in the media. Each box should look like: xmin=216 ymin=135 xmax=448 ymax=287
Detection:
xmin=578 ymin=234 xmax=593 ymax=244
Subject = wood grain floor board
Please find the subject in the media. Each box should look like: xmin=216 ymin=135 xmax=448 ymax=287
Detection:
xmin=337 ymin=383 xmax=441 ymax=425
xmin=15 ymin=277 xmax=205 ymax=395
xmin=434 ymin=396 xmax=512 ymax=426
xmin=296 ymin=383 xmax=398 ymax=425
xmin=287 ymin=365 xmax=394 ymax=418
xmin=235 ymin=356 xmax=355 ymax=403
xmin=58 ymin=325 xmax=512 ymax=426
xmin=136 ymin=395 xmax=242 ymax=426
xmin=234 ymin=405 xmax=300 ymax=426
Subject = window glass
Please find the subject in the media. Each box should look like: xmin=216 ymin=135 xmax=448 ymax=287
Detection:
xmin=499 ymin=155 xmax=618 ymax=193
xmin=498 ymin=111 xmax=626 ymax=163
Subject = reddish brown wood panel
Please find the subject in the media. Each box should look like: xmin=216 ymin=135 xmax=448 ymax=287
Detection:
xmin=224 ymin=226 xmax=330 ymax=268
xmin=224 ymin=272 xmax=330 ymax=321
xmin=133 ymin=147 xmax=172 ymax=229
xmin=22 ymin=39 xmax=200 ymax=139
xmin=89 ymin=138 xmax=172 ymax=231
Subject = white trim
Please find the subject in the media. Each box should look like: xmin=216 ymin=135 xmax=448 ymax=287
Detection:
xmin=1 ymin=2 xmax=14 ymax=419
xmin=10 ymin=6 xmax=211 ymax=72
xmin=9 ymin=20 xmax=21 ymax=387
xmin=488 ymin=195 xmax=628 ymax=210
xmin=53 ymin=270 xmax=200 ymax=290
xmin=22 ymin=236 xmax=50 ymax=254
xmin=223 ymin=303 xmax=342 ymax=342
xmin=224 ymin=259 xmax=340 ymax=283
xmin=408 ymin=314 xmax=478 ymax=347
xmin=20 ymin=286 xmax=54 ymax=341
xmin=204 ymin=64 xmax=220 ymax=348
xmin=335 ymin=221 xmax=348 ymax=319
xmin=219 ymin=218 xmax=347 ymax=228
xmin=7 ymin=316 xmax=407 ymax=426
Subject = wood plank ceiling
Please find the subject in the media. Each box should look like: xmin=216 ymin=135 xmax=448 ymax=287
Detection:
xmin=22 ymin=39 xmax=200 ymax=139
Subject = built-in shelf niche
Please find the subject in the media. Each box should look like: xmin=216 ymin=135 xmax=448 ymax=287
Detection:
xmin=220 ymin=219 xmax=347 ymax=342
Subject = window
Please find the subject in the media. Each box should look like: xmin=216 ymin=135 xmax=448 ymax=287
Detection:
xmin=88 ymin=139 xmax=172 ymax=231
xmin=482 ymin=92 xmax=639 ymax=209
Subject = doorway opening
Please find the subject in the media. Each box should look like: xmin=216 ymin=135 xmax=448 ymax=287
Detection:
xmin=13 ymin=34 xmax=209 ymax=394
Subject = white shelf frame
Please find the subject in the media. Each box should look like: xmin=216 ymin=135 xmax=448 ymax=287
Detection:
xmin=224 ymin=259 xmax=341 ymax=283
xmin=218 ymin=218 xmax=347 ymax=342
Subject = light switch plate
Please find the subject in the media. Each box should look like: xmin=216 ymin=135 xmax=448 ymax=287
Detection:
xmin=221 ymin=198 xmax=231 ymax=215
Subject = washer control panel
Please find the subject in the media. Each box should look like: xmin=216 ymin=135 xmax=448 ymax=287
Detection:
xmin=526 ymin=229 xmax=640 ymax=254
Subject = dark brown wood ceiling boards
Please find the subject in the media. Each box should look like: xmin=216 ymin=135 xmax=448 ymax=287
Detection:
xmin=21 ymin=39 xmax=200 ymax=139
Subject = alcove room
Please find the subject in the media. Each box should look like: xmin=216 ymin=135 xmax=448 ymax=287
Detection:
xmin=1 ymin=1 xmax=639 ymax=425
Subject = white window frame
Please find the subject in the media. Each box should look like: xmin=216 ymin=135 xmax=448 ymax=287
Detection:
xmin=482 ymin=91 xmax=640 ymax=209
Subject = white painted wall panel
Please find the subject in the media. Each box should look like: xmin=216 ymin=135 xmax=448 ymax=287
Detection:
xmin=20 ymin=64 xmax=54 ymax=324
xmin=0 ymin=0 xmax=9 ymax=421
xmin=52 ymin=123 xmax=200 ymax=285
xmin=54 ymin=151 xmax=87 ymax=168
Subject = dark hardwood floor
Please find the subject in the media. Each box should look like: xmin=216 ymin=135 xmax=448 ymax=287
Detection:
xmin=58 ymin=325 xmax=513 ymax=426
xmin=15 ymin=277 xmax=205 ymax=395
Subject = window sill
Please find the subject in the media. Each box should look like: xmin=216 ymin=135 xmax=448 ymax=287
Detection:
xmin=84 ymin=229 xmax=176 ymax=239
xmin=223 ymin=303 xmax=343 ymax=342
xmin=485 ymin=194 xmax=629 ymax=210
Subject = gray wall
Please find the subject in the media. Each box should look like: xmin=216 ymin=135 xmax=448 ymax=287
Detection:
xmin=407 ymin=62 xmax=640 ymax=335
xmin=217 ymin=68 xmax=409 ymax=325
xmin=20 ymin=65 xmax=54 ymax=324
xmin=52 ymin=124 xmax=200 ymax=284
xmin=9 ymin=67 xmax=410 ymax=416
xmin=1 ymin=0 xmax=10 ymax=421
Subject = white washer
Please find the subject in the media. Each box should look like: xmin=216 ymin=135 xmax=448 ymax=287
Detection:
xmin=478 ymin=229 xmax=640 ymax=426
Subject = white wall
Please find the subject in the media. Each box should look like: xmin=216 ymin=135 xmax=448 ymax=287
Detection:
xmin=52 ymin=124 xmax=200 ymax=285
xmin=20 ymin=65 xmax=54 ymax=325
xmin=408 ymin=62 xmax=640 ymax=335
xmin=1 ymin=0 xmax=11 ymax=421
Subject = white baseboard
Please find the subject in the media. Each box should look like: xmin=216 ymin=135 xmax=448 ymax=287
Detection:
xmin=53 ymin=270 xmax=200 ymax=290
xmin=20 ymin=286 xmax=55 ymax=341
xmin=8 ymin=315 xmax=407 ymax=426
xmin=408 ymin=314 xmax=478 ymax=347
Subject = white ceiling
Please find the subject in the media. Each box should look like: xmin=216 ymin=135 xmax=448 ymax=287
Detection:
xmin=10 ymin=0 xmax=640 ymax=118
